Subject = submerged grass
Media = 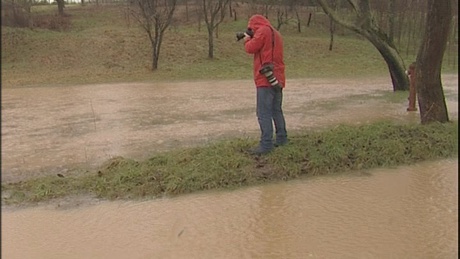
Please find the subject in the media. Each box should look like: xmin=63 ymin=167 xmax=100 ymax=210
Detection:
xmin=2 ymin=121 xmax=458 ymax=206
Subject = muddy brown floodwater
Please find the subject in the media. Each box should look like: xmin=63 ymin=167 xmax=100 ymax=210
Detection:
xmin=1 ymin=75 xmax=458 ymax=258
xmin=2 ymin=159 xmax=458 ymax=258
xmin=2 ymin=75 xmax=458 ymax=183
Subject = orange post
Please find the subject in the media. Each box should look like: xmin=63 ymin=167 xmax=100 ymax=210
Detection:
xmin=406 ymin=62 xmax=417 ymax=112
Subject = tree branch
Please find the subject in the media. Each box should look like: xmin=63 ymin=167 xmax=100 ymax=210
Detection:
xmin=345 ymin=0 xmax=358 ymax=14
xmin=315 ymin=0 xmax=362 ymax=34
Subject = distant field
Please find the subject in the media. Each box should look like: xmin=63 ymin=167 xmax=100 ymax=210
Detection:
xmin=1 ymin=4 xmax=457 ymax=88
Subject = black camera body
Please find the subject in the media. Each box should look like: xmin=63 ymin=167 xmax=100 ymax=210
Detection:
xmin=236 ymin=28 xmax=254 ymax=41
xmin=259 ymin=63 xmax=282 ymax=92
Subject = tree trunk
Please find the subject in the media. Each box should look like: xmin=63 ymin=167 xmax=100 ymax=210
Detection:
xmin=329 ymin=17 xmax=334 ymax=51
xmin=229 ymin=0 xmax=232 ymax=17
xmin=295 ymin=9 xmax=301 ymax=33
xmin=151 ymin=38 xmax=161 ymax=70
xmin=316 ymin=0 xmax=409 ymax=91
xmin=202 ymin=0 xmax=229 ymax=59
xmin=152 ymin=52 xmax=159 ymax=70
xmin=364 ymin=31 xmax=409 ymax=91
xmin=197 ymin=6 xmax=202 ymax=32
xmin=149 ymin=28 xmax=163 ymax=70
xmin=56 ymin=0 xmax=65 ymax=16
xmin=208 ymin=29 xmax=214 ymax=59
xmin=307 ymin=13 xmax=312 ymax=27
xmin=415 ymin=0 xmax=451 ymax=124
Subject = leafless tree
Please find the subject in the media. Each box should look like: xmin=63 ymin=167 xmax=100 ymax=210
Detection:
xmin=294 ymin=8 xmax=301 ymax=31
xmin=327 ymin=0 xmax=338 ymax=51
xmin=130 ymin=0 xmax=177 ymax=70
xmin=202 ymin=0 xmax=230 ymax=58
xmin=56 ymin=0 xmax=65 ymax=16
xmin=388 ymin=0 xmax=396 ymax=43
xmin=400 ymin=0 xmax=427 ymax=58
xmin=185 ymin=0 xmax=189 ymax=22
xmin=394 ymin=0 xmax=410 ymax=48
xmin=261 ymin=0 xmax=274 ymax=18
xmin=195 ymin=0 xmax=203 ymax=31
xmin=275 ymin=8 xmax=288 ymax=30
xmin=315 ymin=0 xmax=410 ymax=91
xmin=274 ymin=0 xmax=292 ymax=30
xmin=415 ymin=0 xmax=452 ymax=124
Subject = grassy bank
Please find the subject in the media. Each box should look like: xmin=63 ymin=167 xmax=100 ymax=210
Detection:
xmin=1 ymin=4 xmax=458 ymax=88
xmin=2 ymin=121 xmax=458 ymax=206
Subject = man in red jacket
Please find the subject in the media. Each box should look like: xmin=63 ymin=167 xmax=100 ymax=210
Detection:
xmin=243 ymin=14 xmax=288 ymax=155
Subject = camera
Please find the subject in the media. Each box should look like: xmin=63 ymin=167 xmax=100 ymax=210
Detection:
xmin=236 ymin=28 xmax=254 ymax=41
xmin=259 ymin=63 xmax=282 ymax=91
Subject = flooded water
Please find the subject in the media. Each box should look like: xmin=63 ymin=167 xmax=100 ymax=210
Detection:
xmin=2 ymin=75 xmax=458 ymax=257
xmin=2 ymin=159 xmax=457 ymax=259
xmin=1 ymin=75 xmax=458 ymax=183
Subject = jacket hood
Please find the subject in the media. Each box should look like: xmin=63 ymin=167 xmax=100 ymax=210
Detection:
xmin=248 ymin=14 xmax=272 ymax=32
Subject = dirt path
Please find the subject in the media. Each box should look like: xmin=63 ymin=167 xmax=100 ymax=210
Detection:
xmin=2 ymin=75 xmax=458 ymax=183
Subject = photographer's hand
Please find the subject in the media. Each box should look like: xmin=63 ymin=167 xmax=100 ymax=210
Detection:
xmin=244 ymin=33 xmax=252 ymax=41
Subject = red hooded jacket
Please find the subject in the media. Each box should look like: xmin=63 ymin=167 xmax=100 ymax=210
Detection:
xmin=244 ymin=15 xmax=285 ymax=88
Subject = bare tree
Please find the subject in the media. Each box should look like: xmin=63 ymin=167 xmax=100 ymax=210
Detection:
xmin=327 ymin=0 xmax=338 ymax=51
xmin=289 ymin=0 xmax=308 ymax=32
xmin=415 ymin=0 xmax=452 ymax=124
xmin=402 ymin=0 xmax=427 ymax=58
xmin=56 ymin=0 xmax=65 ymax=16
xmin=275 ymin=9 xmax=289 ymax=30
xmin=274 ymin=0 xmax=292 ymax=30
xmin=294 ymin=8 xmax=301 ymax=32
xmin=387 ymin=0 xmax=396 ymax=43
xmin=130 ymin=0 xmax=177 ymax=70
xmin=315 ymin=0 xmax=409 ymax=91
xmin=394 ymin=0 xmax=412 ymax=49
xmin=228 ymin=0 xmax=233 ymax=17
xmin=202 ymin=0 xmax=230 ymax=59
xmin=182 ymin=0 xmax=189 ymax=22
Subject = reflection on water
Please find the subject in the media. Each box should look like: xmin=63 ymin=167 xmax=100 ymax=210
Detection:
xmin=1 ymin=75 xmax=458 ymax=183
xmin=2 ymin=159 xmax=457 ymax=259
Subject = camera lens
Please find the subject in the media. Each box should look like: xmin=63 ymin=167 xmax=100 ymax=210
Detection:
xmin=236 ymin=32 xmax=245 ymax=41
xmin=259 ymin=64 xmax=279 ymax=87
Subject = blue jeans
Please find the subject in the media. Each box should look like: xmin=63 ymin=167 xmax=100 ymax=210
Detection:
xmin=256 ymin=86 xmax=288 ymax=150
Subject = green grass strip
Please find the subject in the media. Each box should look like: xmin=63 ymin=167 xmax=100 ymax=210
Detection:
xmin=2 ymin=120 xmax=458 ymax=205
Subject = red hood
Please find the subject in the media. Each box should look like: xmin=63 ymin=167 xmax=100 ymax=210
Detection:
xmin=248 ymin=14 xmax=272 ymax=32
